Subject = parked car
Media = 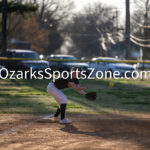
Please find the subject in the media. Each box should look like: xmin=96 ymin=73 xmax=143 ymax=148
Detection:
xmin=46 ymin=54 xmax=89 ymax=74
xmin=134 ymin=62 xmax=150 ymax=70
xmin=89 ymin=57 xmax=136 ymax=77
xmin=0 ymin=65 xmax=7 ymax=77
xmin=3 ymin=49 xmax=49 ymax=72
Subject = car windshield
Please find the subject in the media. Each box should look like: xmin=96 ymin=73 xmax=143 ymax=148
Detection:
xmin=101 ymin=58 xmax=119 ymax=61
xmin=93 ymin=58 xmax=124 ymax=64
xmin=7 ymin=52 xmax=40 ymax=59
xmin=55 ymin=56 xmax=79 ymax=62
xmin=101 ymin=59 xmax=127 ymax=65
xmin=56 ymin=56 xmax=77 ymax=60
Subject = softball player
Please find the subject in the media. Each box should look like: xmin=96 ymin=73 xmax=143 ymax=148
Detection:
xmin=47 ymin=67 xmax=88 ymax=124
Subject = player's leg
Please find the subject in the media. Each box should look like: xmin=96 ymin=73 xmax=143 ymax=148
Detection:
xmin=54 ymin=106 xmax=60 ymax=117
xmin=59 ymin=103 xmax=71 ymax=124
xmin=47 ymin=82 xmax=71 ymax=124
xmin=49 ymin=89 xmax=71 ymax=123
xmin=46 ymin=82 xmax=61 ymax=120
xmin=47 ymin=82 xmax=62 ymax=104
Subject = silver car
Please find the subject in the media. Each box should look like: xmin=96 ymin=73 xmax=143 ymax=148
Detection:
xmin=89 ymin=57 xmax=136 ymax=77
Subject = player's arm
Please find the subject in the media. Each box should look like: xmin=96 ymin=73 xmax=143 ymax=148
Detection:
xmin=76 ymin=84 xmax=87 ymax=95
xmin=68 ymin=82 xmax=88 ymax=96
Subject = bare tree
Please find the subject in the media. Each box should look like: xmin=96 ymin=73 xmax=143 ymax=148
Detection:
xmin=64 ymin=3 xmax=120 ymax=58
xmin=34 ymin=0 xmax=74 ymax=54
xmin=131 ymin=0 xmax=150 ymax=59
xmin=8 ymin=15 xmax=49 ymax=53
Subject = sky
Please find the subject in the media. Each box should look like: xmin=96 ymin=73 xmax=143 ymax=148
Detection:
xmin=74 ymin=0 xmax=125 ymax=11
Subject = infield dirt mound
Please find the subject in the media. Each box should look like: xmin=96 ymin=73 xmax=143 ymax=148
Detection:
xmin=0 ymin=113 xmax=150 ymax=150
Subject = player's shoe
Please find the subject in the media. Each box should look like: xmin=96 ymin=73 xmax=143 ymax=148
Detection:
xmin=43 ymin=114 xmax=54 ymax=119
xmin=59 ymin=118 xmax=72 ymax=124
xmin=43 ymin=114 xmax=59 ymax=122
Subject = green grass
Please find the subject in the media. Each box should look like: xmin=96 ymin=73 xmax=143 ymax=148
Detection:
xmin=122 ymin=101 xmax=150 ymax=105
xmin=0 ymin=78 xmax=150 ymax=114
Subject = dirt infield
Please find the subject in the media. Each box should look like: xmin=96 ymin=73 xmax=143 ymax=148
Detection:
xmin=0 ymin=113 xmax=150 ymax=150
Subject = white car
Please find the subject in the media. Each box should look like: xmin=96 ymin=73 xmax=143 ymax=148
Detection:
xmin=134 ymin=62 xmax=150 ymax=70
xmin=89 ymin=57 xmax=136 ymax=77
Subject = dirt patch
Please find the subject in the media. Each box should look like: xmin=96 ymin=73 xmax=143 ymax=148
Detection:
xmin=0 ymin=113 xmax=150 ymax=150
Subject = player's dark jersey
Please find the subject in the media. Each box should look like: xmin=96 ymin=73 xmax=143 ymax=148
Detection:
xmin=53 ymin=77 xmax=79 ymax=89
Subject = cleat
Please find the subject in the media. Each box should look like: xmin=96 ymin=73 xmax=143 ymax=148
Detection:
xmin=43 ymin=114 xmax=59 ymax=122
xmin=43 ymin=114 xmax=54 ymax=119
xmin=59 ymin=118 xmax=72 ymax=124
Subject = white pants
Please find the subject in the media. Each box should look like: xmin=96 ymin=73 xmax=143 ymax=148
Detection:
xmin=47 ymin=82 xmax=67 ymax=104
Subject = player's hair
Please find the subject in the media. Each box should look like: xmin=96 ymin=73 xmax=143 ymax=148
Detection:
xmin=71 ymin=66 xmax=82 ymax=72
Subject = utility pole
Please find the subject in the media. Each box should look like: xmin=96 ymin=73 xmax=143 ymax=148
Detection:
xmin=2 ymin=0 xmax=7 ymax=56
xmin=143 ymin=0 xmax=150 ymax=60
xmin=125 ymin=0 xmax=130 ymax=60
